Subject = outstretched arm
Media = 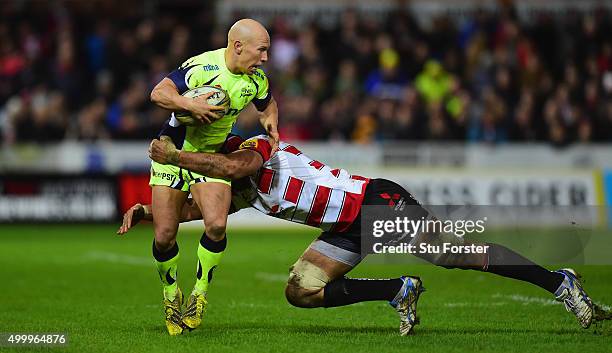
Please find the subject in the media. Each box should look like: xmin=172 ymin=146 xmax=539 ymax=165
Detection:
xmin=149 ymin=136 xmax=263 ymax=179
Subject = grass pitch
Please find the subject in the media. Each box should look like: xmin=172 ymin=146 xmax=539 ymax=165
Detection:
xmin=0 ymin=224 xmax=611 ymax=352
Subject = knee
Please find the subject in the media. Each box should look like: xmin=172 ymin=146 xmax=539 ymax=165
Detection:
xmin=154 ymin=227 xmax=177 ymax=251
xmin=205 ymin=220 xmax=227 ymax=240
xmin=284 ymin=258 xmax=330 ymax=308
xmin=153 ymin=236 xmax=176 ymax=252
xmin=284 ymin=284 xmax=320 ymax=308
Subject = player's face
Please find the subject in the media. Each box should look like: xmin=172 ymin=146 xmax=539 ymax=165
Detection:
xmin=243 ymin=35 xmax=269 ymax=75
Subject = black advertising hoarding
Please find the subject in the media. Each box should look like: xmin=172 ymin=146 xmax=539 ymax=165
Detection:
xmin=0 ymin=175 xmax=118 ymax=222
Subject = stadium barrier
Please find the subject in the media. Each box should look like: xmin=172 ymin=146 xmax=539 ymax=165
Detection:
xmin=0 ymin=169 xmax=608 ymax=224
xmin=0 ymin=174 xmax=117 ymax=222
xmin=1 ymin=142 xmax=610 ymax=223
xmin=3 ymin=142 xmax=612 ymax=173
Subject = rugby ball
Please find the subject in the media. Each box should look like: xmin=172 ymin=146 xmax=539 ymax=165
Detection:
xmin=174 ymin=85 xmax=230 ymax=125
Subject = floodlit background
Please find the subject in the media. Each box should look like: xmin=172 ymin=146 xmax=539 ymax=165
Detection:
xmin=1 ymin=0 xmax=612 ymax=224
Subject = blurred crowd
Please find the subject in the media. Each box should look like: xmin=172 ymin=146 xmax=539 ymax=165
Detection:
xmin=1 ymin=1 xmax=612 ymax=145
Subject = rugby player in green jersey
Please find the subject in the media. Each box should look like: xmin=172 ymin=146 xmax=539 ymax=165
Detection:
xmin=148 ymin=18 xmax=279 ymax=335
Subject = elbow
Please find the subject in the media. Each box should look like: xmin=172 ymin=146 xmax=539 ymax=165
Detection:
xmin=150 ymin=87 xmax=160 ymax=104
xmin=223 ymin=165 xmax=239 ymax=180
xmin=150 ymin=81 xmax=167 ymax=104
xmin=222 ymin=161 xmax=250 ymax=180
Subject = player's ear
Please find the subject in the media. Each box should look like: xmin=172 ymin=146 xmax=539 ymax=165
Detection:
xmin=234 ymin=40 xmax=243 ymax=54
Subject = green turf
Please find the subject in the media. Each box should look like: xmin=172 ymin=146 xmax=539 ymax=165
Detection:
xmin=0 ymin=224 xmax=611 ymax=353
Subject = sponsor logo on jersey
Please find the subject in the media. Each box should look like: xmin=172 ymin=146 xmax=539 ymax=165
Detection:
xmin=151 ymin=168 xmax=177 ymax=182
xmin=240 ymin=139 xmax=258 ymax=149
xmin=380 ymin=193 xmax=402 ymax=207
xmin=253 ymin=70 xmax=264 ymax=79
xmin=202 ymin=64 xmax=220 ymax=71
xmin=240 ymin=87 xmax=254 ymax=98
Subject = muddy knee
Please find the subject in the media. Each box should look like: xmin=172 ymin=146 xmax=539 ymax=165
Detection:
xmin=285 ymin=258 xmax=330 ymax=308
xmin=284 ymin=284 xmax=319 ymax=308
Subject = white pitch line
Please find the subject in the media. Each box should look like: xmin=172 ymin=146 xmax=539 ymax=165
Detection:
xmin=492 ymin=293 xmax=559 ymax=306
xmin=492 ymin=293 xmax=612 ymax=312
xmin=444 ymin=302 xmax=507 ymax=308
xmin=254 ymin=272 xmax=287 ymax=282
xmin=226 ymin=301 xmax=278 ymax=309
xmin=82 ymin=251 xmax=152 ymax=267
xmin=594 ymin=302 xmax=612 ymax=311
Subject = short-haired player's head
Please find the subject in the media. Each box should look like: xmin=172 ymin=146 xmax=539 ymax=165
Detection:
xmin=227 ymin=18 xmax=270 ymax=75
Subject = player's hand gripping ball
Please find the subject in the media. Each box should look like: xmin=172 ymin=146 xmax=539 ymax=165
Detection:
xmin=175 ymin=86 xmax=230 ymax=125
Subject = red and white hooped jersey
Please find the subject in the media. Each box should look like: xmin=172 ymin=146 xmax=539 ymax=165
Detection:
xmin=228 ymin=135 xmax=369 ymax=232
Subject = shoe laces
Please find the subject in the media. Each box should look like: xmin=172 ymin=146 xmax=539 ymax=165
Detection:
xmin=185 ymin=295 xmax=205 ymax=316
xmin=562 ymin=282 xmax=592 ymax=322
xmin=164 ymin=297 xmax=182 ymax=321
xmin=398 ymin=281 xmax=419 ymax=323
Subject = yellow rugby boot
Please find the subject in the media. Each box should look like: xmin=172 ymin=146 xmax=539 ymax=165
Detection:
xmin=163 ymin=287 xmax=184 ymax=336
xmin=181 ymin=292 xmax=208 ymax=330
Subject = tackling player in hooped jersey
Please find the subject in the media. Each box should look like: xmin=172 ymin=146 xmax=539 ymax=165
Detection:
xmin=148 ymin=18 xmax=279 ymax=335
xmin=120 ymin=134 xmax=600 ymax=336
